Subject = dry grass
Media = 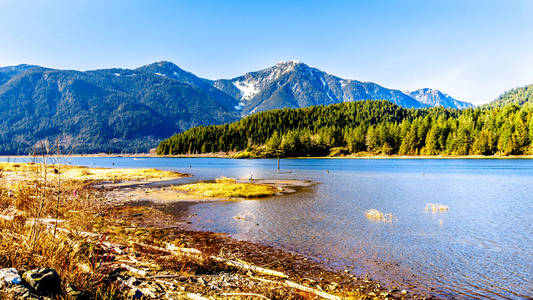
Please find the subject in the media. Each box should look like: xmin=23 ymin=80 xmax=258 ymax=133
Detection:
xmin=172 ymin=181 xmax=277 ymax=198
xmin=0 ymin=161 xmax=125 ymax=299
xmin=0 ymin=162 xmax=185 ymax=184
xmin=215 ymin=176 xmax=237 ymax=183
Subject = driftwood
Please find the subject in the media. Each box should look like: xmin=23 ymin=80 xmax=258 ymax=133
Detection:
xmin=251 ymin=276 xmax=340 ymax=300
xmin=132 ymin=242 xmax=202 ymax=257
xmin=187 ymin=293 xmax=210 ymax=300
xmin=210 ymin=256 xmax=288 ymax=279
xmin=221 ymin=292 xmax=270 ymax=299
xmin=284 ymin=280 xmax=340 ymax=300
xmin=120 ymin=264 xmax=148 ymax=277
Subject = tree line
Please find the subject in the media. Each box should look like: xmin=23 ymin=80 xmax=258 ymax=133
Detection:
xmin=156 ymin=100 xmax=533 ymax=157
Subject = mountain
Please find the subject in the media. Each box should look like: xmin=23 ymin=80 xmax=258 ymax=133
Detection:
xmin=403 ymin=88 xmax=474 ymax=109
xmin=0 ymin=60 xmax=475 ymax=154
xmin=485 ymin=84 xmax=533 ymax=108
xmin=0 ymin=64 xmax=39 ymax=85
xmin=0 ymin=65 xmax=238 ymax=154
xmin=135 ymin=61 xmax=239 ymax=111
xmin=213 ymin=61 xmax=471 ymax=115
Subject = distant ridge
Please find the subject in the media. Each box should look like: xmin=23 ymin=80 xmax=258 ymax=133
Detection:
xmin=403 ymin=88 xmax=473 ymax=109
xmin=484 ymin=84 xmax=533 ymax=107
xmin=0 ymin=60 xmax=474 ymax=154
xmin=212 ymin=61 xmax=467 ymax=115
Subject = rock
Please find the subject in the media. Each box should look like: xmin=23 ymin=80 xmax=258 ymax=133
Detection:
xmin=327 ymin=282 xmax=338 ymax=291
xmin=0 ymin=268 xmax=22 ymax=287
xmin=401 ymin=289 xmax=407 ymax=294
xmin=22 ymin=268 xmax=61 ymax=296
xmin=128 ymin=288 xmax=143 ymax=299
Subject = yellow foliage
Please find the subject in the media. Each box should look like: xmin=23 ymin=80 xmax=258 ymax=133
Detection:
xmin=0 ymin=162 xmax=185 ymax=182
xmin=173 ymin=182 xmax=277 ymax=198
xmin=215 ymin=176 xmax=236 ymax=183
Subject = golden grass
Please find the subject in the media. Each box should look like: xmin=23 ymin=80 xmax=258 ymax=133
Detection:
xmin=215 ymin=176 xmax=237 ymax=183
xmin=0 ymin=162 xmax=185 ymax=183
xmin=61 ymin=167 xmax=183 ymax=182
xmin=0 ymin=169 xmax=122 ymax=298
xmin=173 ymin=182 xmax=277 ymax=198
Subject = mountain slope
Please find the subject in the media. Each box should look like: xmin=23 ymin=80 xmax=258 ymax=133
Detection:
xmin=403 ymin=88 xmax=473 ymax=109
xmin=0 ymin=60 xmax=475 ymax=154
xmin=213 ymin=61 xmax=427 ymax=115
xmin=485 ymin=84 xmax=533 ymax=108
xmin=135 ymin=61 xmax=239 ymax=111
xmin=0 ymin=64 xmax=39 ymax=85
xmin=0 ymin=66 xmax=238 ymax=154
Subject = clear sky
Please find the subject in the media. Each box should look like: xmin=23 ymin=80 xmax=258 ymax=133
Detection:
xmin=1 ymin=0 xmax=532 ymax=105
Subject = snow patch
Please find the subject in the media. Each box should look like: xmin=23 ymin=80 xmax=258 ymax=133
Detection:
xmin=320 ymin=75 xmax=334 ymax=102
xmin=234 ymin=103 xmax=245 ymax=110
xmin=154 ymin=72 xmax=165 ymax=77
xmin=233 ymin=80 xmax=259 ymax=100
xmin=340 ymin=80 xmax=347 ymax=87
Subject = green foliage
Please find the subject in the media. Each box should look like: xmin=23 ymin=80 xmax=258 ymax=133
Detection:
xmin=158 ymin=99 xmax=533 ymax=157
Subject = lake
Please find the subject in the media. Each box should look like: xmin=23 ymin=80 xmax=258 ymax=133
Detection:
xmin=3 ymin=157 xmax=532 ymax=299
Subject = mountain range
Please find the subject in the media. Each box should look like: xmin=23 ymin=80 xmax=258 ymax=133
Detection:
xmin=0 ymin=60 xmax=473 ymax=154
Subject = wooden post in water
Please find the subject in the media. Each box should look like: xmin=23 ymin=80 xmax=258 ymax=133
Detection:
xmin=277 ymin=155 xmax=280 ymax=172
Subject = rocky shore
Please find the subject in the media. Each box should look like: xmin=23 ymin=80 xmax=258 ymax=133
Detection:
xmin=0 ymin=162 xmax=425 ymax=299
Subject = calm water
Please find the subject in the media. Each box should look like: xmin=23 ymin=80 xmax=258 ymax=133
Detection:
xmin=3 ymin=157 xmax=532 ymax=299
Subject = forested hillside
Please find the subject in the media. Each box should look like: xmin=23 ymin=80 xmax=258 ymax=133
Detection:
xmin=0 ymin=67 xmax=238 ymax=154
xmin=486 ymin=84 xmax=533 ymax=107
xmin=0 ymin=61 xmax=472 ymax=154
xmin=157 ymin=100 xmax=533 ymax=157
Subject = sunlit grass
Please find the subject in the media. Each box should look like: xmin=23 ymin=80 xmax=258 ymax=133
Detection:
xmin=173 ymin=180 xmax=277 ymax=198
xmin=0 ymin=162 xmax=185 ymax=183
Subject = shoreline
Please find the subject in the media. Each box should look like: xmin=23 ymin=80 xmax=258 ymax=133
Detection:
xmin=3 ymin=152 xmax=533 ymax=160
xmin=1 ymin=163 xmax=423 ymax=298
xmin=110 ymin=178 xmax=426 ymax=299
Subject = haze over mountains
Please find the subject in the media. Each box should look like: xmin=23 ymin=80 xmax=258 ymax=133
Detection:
xmin=0 ymin=60 xmax=474 ymax=154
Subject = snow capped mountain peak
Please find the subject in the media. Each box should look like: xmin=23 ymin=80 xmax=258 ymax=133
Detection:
xmin=275 ymin=60 xmax=302 ymax=66
xmin=404 ymin=88 xmax=474 ymax=109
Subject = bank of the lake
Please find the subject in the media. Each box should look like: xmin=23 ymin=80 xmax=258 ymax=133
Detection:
xmin=0 ymin=162 xmax=408 ymax=299
xmin=1 ymin=157 xmax=531 ymax=299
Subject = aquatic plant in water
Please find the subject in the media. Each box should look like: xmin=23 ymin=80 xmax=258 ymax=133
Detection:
xmin=425 ymin=203 xmax=449 ymax=213
xmin=365 ymin=209 xmax=393 ymax=223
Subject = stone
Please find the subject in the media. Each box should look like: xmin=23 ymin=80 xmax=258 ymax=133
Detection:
xmin=22 ymin=268 xmax=61 ymax=296
xmin=0 ymin=268 xmax=22 ymax=287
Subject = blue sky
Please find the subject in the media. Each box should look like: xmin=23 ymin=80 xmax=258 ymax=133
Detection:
xmin=1 ymin=0 xmax=532 ymax=105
